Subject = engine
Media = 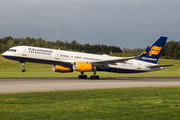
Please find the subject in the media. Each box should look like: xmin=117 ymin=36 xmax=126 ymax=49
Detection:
xmin=73 ymin=62 xmax=94 ymax=72
xmin=52 ymin=65 xmax=73 ymax=73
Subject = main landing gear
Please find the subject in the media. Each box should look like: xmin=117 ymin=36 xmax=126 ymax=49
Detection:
xmin=78 ymin=72 xmax=87 ymax=79
xmin=90 ymin=70 xmax=100 ymax=79
xmin=78 ymin=71 xmax=100 ymax=79
xmin=21 ymin=62 xmax=26 ymax=72
xmin=90 ymin=75 xmax=99 ymax=79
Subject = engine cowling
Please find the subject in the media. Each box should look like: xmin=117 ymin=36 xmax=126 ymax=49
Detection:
xmin=52 ymin=65 xmax=73 ymax=73
xmin=73 ymin=62 xmax=93 ymax=72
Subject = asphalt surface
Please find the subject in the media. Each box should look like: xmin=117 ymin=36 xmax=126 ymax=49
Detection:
xmin=0 ymin=77 xmax=180 ymax=93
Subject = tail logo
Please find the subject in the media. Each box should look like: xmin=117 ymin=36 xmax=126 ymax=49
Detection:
xmin=148 ymin=46 xmax=162 ymax=56
xmin=143 ymin=51 xmax=147 ymax=55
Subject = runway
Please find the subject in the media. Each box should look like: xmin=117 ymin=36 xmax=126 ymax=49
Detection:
xmin=0 ymin=77 xmax=180 ymax=93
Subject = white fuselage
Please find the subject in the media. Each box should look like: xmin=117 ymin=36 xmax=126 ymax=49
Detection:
xmin=2 ymin=46 xmax=163 ymax=73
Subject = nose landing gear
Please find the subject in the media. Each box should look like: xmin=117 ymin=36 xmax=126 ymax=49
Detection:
xmin=21 ymin=62 xmax=26 ymax=72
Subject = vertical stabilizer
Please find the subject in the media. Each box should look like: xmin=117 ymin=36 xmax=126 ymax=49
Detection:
xmin=136 ymin=36 xmax=168 ymax=64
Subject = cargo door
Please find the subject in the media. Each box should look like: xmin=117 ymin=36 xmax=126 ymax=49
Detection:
xmin=54 ymin=51 xmax=61 ymax=60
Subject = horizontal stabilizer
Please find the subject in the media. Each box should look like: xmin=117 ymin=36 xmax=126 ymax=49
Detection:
xmin=146 ymin=64 xmax=176 ymax=68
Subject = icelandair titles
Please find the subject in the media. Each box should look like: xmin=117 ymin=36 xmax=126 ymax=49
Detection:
xmin=28 ymin=48 xmax=53 ymax=53
xmin=142 ymin=57 xmax=157 ymax=61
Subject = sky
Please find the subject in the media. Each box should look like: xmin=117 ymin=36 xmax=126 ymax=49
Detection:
xmin=0 ymin=0 xmax=180 ymax=49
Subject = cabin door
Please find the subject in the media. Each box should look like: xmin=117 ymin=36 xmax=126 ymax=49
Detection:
xmin=137 ymin=63 xmax=141 ymax=69
xmin=22 ymin=47 xmax=27 ymax=56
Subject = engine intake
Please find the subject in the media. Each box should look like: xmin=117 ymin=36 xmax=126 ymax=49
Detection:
xmin=73 ymin=62 xmax=93 ymax=72
xmin=52 ymin=65 xmax=73 ymax=73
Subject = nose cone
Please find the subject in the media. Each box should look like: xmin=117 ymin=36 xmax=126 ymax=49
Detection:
xmin=2 ymin=52 xmax=6 ymax=56
xmin=2 ymin=51 xmax=8 ymax=57
xmin=2 ymin=51 xmax=12 ymax=60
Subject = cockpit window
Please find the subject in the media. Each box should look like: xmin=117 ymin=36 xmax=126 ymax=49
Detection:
xmin=8 ymin=49 xmax=17 ymax=52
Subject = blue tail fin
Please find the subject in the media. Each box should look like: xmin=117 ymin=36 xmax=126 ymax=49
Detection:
xmin=136 ymin=36 xmax=168 ymax=64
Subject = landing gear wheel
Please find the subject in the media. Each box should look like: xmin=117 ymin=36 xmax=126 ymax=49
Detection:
xmin=95 ymin=76 xmax=99 ymax=79
xmin=83 ymin=75 xmax=87 ymax=79
xmin=22 ymin=69 xmax=26 ymax=72
xmin=90 ymin=75 xmax=100 ymax=79
xmin=78 ymin=75 xmax=82 ymax=79
xmin=20 ymin=62 xmax=26 ymax=72
xmin=78 ymin=72 xmax=87 ymax=79
xmin=78 ymin=75 xmax=87 ymax=79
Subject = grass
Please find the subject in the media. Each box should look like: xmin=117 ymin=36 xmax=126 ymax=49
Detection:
xmin=0 ymin=54 xmax=180 ymax=78
xmin=1 ymin=87 xmax=180 ymax=119
xmin=1 ymin=53 xmax=180 ymax=119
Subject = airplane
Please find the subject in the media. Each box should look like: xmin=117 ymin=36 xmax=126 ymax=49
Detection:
xmin=2 ymin=36 xmax=176 ymax=79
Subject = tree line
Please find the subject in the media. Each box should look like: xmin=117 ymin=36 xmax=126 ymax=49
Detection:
xmin=0 ymin=36 xmax=122 ymax=55
xmin=0 ymin=36 xmax=180 ymax=59
xmin=120 ymin=41 xmax=180 ymax=59
xmin=161 ymin=41 xmax=180 ymax=59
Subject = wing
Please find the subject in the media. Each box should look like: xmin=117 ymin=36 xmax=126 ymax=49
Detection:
xmin=90 ymin=56 xmax=138 ymax=67
xmin=146 ymin=64 xmax=176 ymax=68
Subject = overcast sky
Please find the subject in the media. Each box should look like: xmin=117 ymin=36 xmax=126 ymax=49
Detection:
xmin=0 ymin=0 xmax=180 ymax=49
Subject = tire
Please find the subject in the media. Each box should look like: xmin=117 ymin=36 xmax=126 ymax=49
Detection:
xmin=95 ymin=76 xmax=99 ymax=79
xmin=22 ymin=69 xmax=26 ymax=72
xmin=78 ymin=75 xmax=82 ymax=79
xmin=83 ymin=75 xmax=87 ymax=79
xmin=90 ymin=76 xmax=94 ymax=79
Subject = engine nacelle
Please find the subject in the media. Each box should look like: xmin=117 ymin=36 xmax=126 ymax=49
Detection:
xmin=52 ymin=65 xmax=73 ymax=73
xmin=73 ymin=62 xmax=93 ymax=72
